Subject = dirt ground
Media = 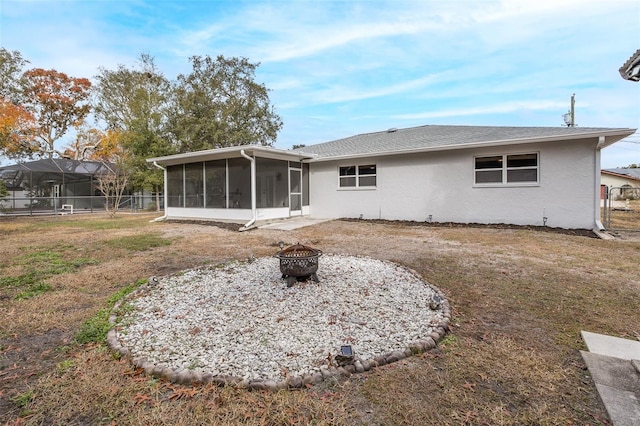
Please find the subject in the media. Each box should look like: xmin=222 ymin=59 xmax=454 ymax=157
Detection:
xmin=1 ymin=213 xmax=639 ymax=425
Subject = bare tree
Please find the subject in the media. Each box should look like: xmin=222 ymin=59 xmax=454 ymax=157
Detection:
xmin=96 ymin=162 xmax=129 ymax=218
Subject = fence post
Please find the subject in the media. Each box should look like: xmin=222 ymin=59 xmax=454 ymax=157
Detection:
xmin=603 ymin=187 xmax=609 ymax=229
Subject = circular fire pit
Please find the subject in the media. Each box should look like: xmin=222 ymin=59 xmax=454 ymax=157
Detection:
xmin=275 ymin=243 xmax=323 ymax=287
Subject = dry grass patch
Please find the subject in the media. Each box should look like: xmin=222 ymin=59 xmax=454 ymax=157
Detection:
xmin=25 ymin=345 xmax=360 ymax=425
xmin=606 ymin=198 xmax=640 ymax=230
xmin=2 ymin=216 xmax=639 ymax=425
xmin=360 ymin=333 xmax=602 ymax=426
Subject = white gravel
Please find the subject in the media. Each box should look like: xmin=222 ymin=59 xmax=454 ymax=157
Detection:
xmin=115 ymin=254 xmax=446 ymax=383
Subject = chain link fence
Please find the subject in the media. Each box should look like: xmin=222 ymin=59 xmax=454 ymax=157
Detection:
xmin=602 ymin=186 xmax=640 ymax=231
xmin=0 ymin=194 xmax=161 ymax=216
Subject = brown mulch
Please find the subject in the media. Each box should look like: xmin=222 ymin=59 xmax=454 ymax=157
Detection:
xmin=338 ymin=218 xmax=599 ymax=238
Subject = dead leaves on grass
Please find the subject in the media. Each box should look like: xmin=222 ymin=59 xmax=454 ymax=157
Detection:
xmin=165 ymin=384 xmax=201 ymax=401
xmin=133 ymin=392 xmax=155 ymax=406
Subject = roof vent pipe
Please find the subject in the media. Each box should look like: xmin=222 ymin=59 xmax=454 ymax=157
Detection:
xmin=387 ymin=128 xmax=397 ymax=133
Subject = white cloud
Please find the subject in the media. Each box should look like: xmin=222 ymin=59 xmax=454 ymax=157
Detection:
xmin=1 ymin=0 xmax=639 ymax=157
xmin=392 ymin=100 xmax=569 ymax=120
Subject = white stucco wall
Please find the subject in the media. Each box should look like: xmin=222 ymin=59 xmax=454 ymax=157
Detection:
xmin=308 ymin=139 xmax=599 ymax=229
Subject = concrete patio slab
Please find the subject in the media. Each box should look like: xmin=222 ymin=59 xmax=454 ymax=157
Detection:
xmin=580 ymin=351 xmax=640 ymax=394
xmin=595 ymin=384 xmax=640 ymax=426
xmin=257 ymin=217 xmax=332 ymax=231
xmin=581 ymin=331 xmax=640 ymax=426
xmin=581 ymin=330 xmax=640 ymax=360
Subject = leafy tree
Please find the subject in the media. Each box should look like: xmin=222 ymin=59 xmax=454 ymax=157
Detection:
xmin=93 ymin=54 xmax=173 ymax=210
xmin=61 ymin=126 xmax=125 ymax=161
xmin=61 ymin=126 xmax=103 ymax=160
xmin=0 ymin=48 xmax=38 ymax=158
xmin=21 ymin=68 xmax=92 ymax=158
xmin=0 ymin=179 xmax=9 ymax=198
xmin=0 ymin=100 xmax=38 ymax=158
xmin=0 ymin=48 xmax=28 ymax=102
xmin=168 ymin=55 xmax=282 ymax=152
xmin=0 ymin=178 xmax=9 ymax=212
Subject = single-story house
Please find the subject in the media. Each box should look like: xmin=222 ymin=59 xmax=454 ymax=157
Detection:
xmin=601 ymin=168 xmax=640 ymax=200
xmin=147 ymin=124 xmax=636 ymax=230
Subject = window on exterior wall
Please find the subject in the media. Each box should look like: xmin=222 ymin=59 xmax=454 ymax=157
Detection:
xmin=339 ymin=165 xmax=377 ymax=188
xmin=474 ymin=153 xmax=538 ymax=185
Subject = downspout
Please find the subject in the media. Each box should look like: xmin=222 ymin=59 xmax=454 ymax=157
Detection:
xmin=150 ymin=161 xmax=168 ymax=222
xmin=594 ymin=136 xmax=606 ymax=231
xmin=239 ymin=149 xmax=257 ymax=231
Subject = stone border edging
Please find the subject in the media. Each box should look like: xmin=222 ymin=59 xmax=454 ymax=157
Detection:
xmin=106 ymin=265 xmax=451 ymax=391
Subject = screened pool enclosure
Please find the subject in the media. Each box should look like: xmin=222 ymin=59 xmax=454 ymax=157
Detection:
xmin=0 ymin=158 xmax=125 ymax=214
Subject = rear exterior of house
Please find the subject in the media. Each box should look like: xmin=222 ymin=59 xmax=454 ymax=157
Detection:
xmin=305 ymin=139 xmax=598 ymax=228
xmin=148 ymin=125 xmax=636 ymax=230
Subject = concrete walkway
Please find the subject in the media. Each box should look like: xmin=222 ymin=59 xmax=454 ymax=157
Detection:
xmin=257 ymin=217 xmax=333 ymax=231
xmin=581 ymin=330 xmax=640 ymax=426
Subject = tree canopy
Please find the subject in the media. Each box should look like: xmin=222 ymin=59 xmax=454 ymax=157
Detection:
xmin=93 ymin=53 xmax=173 ymax=197
xmin=1 ymin=48 xmax=284 ymax=197
xmin=0 ymin=48 xmax=37 ymax=158
xmin=0 ymin=48 xmax=28 ymax=102
xmin=21 ymin=68 xmax=92 ymax=158
xmin=168 ymin=55 xmax=282 ymax=152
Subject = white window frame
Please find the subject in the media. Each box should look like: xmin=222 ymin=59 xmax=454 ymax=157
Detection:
xmin=474 ymin=152 xmax=539 ymax=187
xmin=338 ymin=164 xmax=377 ymax=189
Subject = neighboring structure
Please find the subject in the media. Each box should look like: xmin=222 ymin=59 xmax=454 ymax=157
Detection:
xmin=602 ymin=168 xmax=640 ymax=188
xmin=0 ymin=158 xmax=114 ymax=213
xmin=619 ymin=49 xmax=640 ymax=82
xmin=601 ymin=168 xmax=640 ymax=200
xmin=147 ymin=125 xmax=636 ymax=230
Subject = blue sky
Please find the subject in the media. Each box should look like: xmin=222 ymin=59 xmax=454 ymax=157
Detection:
xmin=1 ymin=0 xmax=639 ymax=168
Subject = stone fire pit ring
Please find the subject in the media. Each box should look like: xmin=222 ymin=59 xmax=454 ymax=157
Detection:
xmin=107 ymin=254 xmax=451 ymax=390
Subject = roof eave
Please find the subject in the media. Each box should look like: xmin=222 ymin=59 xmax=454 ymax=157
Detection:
xmin=601 ymin=170 xmax=640 ymax=181
xmin=147 ymin=145 xmax=315 ymax=166
xmin=305 ymin=128 xmax=637 ymax=162
xmin=619 ymin=49 xmax=640 ymax=81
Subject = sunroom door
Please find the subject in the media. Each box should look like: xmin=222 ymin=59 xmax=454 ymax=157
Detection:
xmin=289 ymin=167 xmax=302 ymax=216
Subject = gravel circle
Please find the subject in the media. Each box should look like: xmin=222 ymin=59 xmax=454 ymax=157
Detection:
xmin=111 ymin=254 xmax=450 ymax=388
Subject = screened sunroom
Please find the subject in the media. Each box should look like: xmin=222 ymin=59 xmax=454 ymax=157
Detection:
xmin=147 ymin=145 xmax=312 ymax=229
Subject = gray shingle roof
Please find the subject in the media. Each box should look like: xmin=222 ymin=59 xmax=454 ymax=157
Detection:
xmin=294 ymin=124 xmax=636 ymax=160
xmin=619 ymin=48 xmax=640 ymax=81
xmin=603 ymin=168 xmax=640 ymax=180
